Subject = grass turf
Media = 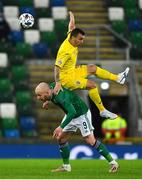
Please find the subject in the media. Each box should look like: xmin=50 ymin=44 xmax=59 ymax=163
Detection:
xmin=0 ymin=159 xmax=141 ymax=179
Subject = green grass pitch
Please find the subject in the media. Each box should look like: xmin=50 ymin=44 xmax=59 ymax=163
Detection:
xmin=0 ymin=159 xmax=142 ymax=179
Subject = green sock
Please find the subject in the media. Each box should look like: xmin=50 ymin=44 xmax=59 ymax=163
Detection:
xmin=59 ymin=142 xmax=70 ymax=164
xmin=93 ymin=140 xmax=113 ymax=163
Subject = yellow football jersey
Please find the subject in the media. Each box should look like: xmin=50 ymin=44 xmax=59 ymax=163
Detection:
xmin=55 ymin=33 xmax=78 ymax=74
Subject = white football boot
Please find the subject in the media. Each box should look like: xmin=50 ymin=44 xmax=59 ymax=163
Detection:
xmin=100 ymin=109 xmax=118 ymax=119
xmin=109 ymin=160 xmax=119 ymax=173
xmin=117 ymin=67 xmax=130 ymax=85
xmin=51 ymin=164 xmax=71 ymax=172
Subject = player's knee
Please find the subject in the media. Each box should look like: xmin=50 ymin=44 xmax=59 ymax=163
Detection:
xmin=87 ymin=65 xmax=97 ymax=75
xmin=57 ymin=137 xmax=68 ymax=144
xmin=84 ymin=135 xmax=96 ymax=146
xmin=86 ymin=80 xmax=96 ymax=89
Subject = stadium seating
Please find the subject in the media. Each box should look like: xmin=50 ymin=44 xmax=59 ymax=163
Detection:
xmin=52 ymin=7 xmax=67 ymax=19
xmin=15 ymin=91 xmax=32 ymax=106
xmin=51 ymin=0 xmax=66 ymax=7
xmin=123 ymin=0 xmax=138 ymax=8
xmin=16 ymin=91 xmax=33 ymax=116
xmin=106 ymin=0 xmax=122 ymax=7
xmin=9 ymin=31 xmax=24 ymax=44
xmin=2 ymin=0 xmax=68 ymax=60
xmin=0 ymin=0 xmax=69 ymax=139
xmin=0 ymin=79 xmax=12 ymax=92
xmin=0 ymin=79 xmax=13 ymax=102
xmin=125 ymin=8 xmax=141 ymax=20
xmin=0 ymin=67 xmax=8 ymax=78
xmin=16 ymin=42 xmax=33 ymax=58
xmin=17 ymin=103 xmax=33 ymax=116
xmin=0 ymin=53 xmax=8 ymax=67
xmin=107 ymin=0 xmax=142 ymax=59
xmin=19 ymin=116 xmax=37 ymax=138
xmin=11 ymin=65 xmax=28 ymax=80
xmin=112 ymin=20 xmax=127 ymax=34
xmin=139 ymin=0 xmax=142 ymax=9
xmin=38 ymin=18 xmax=54 ymax=31
xmin=55 ymin=19 xmax=68 ymax=42
xmin=19 ymin=0 xmax=33 ymax=7
xmin=0 ymin=42 xmax=12 ymax=54
xmin=4 ymin=6 xmax=19 ymax=18
xmin=108 ymin=7 xmax=124 ymax=21
xmin=33 ymin=42 xmax=48 ymax=58
xmin=9 ymin=55 xmax=25 ymax=65
xmin=11 ymin=65 xmax=29 ymax=91
xmin=0 ymin=103 xmax=17 ymax=118
xmin=19 ymin=6 xmax=35 ymax=16
xmin=130 ymin=32 xmax=142 ymax=46
xmin=0 ymin=53 xmax=8 ymax=78
xmin=128 ymin=20 xmax=142 ymax=31
xmin=36 ymin=8 xmax=51 ymax=18
xmin=4 ymin=129 xmax=20 ymax=138
xmin=6 ymin=18 xmax=21 ymax=31
xmin=1 ymin=117 xmax=18 ymax=129
xmin=34 ymin=0 xmax=50 ymax=8
xmin=20 ymin=116 xmax=36 ymax=130
xmin=0 ymin=130 xmax=2 ymax=137
xmin=3 ymin=0 xmax=18 ymax=6
xmin=24 ymin=30 xmax=40 ymax=45
xmin=40 ymin=31 xmax=58 ymax=47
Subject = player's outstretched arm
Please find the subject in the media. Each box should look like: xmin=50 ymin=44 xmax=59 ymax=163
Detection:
xmin=68 ymin=11 xmax=75 ymax=32
xmin=53 ymin=65 xmax=63 ymax=95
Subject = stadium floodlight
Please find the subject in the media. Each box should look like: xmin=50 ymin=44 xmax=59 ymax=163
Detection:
xmin=100 ymin=81 xmax=110 ymax=90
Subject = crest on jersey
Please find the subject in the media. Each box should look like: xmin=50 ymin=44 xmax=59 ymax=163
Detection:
xmin=76 ymin=80 xmax=81 ymax=85
xmin=58 ymin=60 xmax=62 ymax=65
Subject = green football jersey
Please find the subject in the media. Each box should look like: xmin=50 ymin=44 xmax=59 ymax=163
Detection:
xmin=49 ymin=82 xmax=88 ymax=128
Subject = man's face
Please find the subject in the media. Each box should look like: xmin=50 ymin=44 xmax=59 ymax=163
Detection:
xmin=35 ymin=88 xmax=52 ymax=102
xmin=73 ymin=33 xmax=85 ymax=47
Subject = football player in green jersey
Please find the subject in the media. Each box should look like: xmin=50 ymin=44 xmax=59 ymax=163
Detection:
xmin=35 ymin=82 xmax=119 ymax=173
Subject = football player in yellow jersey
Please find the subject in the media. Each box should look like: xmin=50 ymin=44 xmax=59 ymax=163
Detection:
xmin=53 ymin=11 xmax=130 ymax=119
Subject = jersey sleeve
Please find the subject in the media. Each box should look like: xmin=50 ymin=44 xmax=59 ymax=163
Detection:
xmin=55 ymin=53 xmax=70 ymax=68
xmin=60 ymin=102 xmax=77 ymax=128
xmin=54 ymin=92 xmax=77 ymax=128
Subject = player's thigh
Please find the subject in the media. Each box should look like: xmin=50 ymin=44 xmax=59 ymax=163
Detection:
xmin=83 ymin=134 xmax=96 ymax=146
xmin=61 ymin=65 xmax=88 ymax=90
xmin=75 ymin=65 xmax=88 ymax=78
xmin=62 ymin=76 xmax=88 ymax=90
xmin=58 ymin=131 xmax=71 ymax=143
xmin=76 ymin=110 xmax=94 ymax=137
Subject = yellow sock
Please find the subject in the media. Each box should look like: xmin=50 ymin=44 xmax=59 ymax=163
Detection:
xmin=88 ymin=88 xmax=105 ymax=112
xmin=96 ymin=66 xmax=118 ymax=81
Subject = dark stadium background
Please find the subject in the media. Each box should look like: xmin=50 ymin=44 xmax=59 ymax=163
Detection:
xmin=0 ymin=0 xmax=142 ymax=164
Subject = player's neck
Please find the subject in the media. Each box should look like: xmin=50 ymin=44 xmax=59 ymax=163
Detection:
xmin=68 ymin=39 xmax=77 ymax=47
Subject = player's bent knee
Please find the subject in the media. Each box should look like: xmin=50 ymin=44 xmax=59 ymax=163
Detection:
xmin=86 ymin=80 xmax=96 ymax=89
xmin=57 ymin=136 xmax=68 ymax=144
xmin=87 ymin=65 xmax=97 ymax=75
xmin=84 ymin=134 xmax=96 ymax=146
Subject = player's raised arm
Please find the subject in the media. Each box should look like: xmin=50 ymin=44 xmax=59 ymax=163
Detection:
xmin=53 ymin=65 xmax=63 ymax=95
xmin=68 ymin=11 xmax=75 ymax=32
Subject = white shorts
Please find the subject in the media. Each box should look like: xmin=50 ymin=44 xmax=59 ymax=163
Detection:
xmin=62 ymin=110 xmax=94 ymax=137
